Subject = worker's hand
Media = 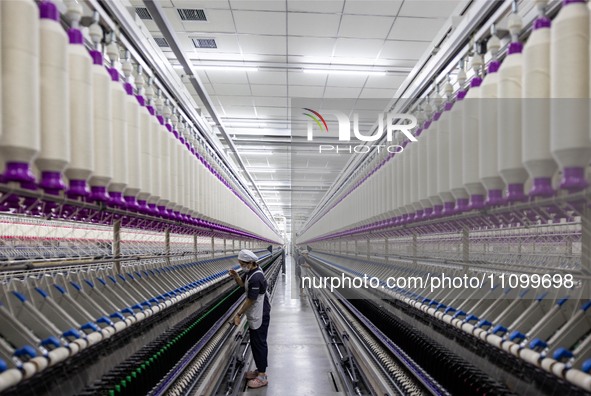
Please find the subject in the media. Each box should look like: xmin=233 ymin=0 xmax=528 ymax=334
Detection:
xmin=233 ymin=314 xmax=241 ymax=326
xmin=228 ymin=269 xmax=238 ymax=278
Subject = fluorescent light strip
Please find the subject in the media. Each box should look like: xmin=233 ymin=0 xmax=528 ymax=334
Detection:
xmin=194 ymin=66 xmax=259 ymax=72
xmin=303 ymin=68 xmax=386 ymax=76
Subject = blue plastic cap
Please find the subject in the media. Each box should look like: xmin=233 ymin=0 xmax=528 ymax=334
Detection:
xmin=35 ymin=287 xmax=49 ymax=298
xmin=553 ymin=347 xmax=574 ymax=362
xmin=81 ymin=322 xmax=99 ymax=332
xmin=14 ymin=345 xmax=37 ymax=359
xmin=444 ymin=307 xmax=456 ymax=315
xmin=581 ymin=300 xmax=591 ymax=311
xmin=492 ymin=325 xmax=507 ymax=335
xmin=40 ymin=336 xmax=61 ymax=349
xmin=509 ymin=330 xmax=526 ymax=342
xmin=478 ymin=320 xmax=492 ymax=329
xmin=121 ymin=308 xmax=134 ymax=315
xmin=582 ymin=359 xmax=591 ymax=373
xmin=0 ymin=358 xmax=7 ymax=373
xmin=97 ymin=316 xmax=114 ymax=326
xmin=466 ymin=314 xmax=479 ymax=323
xmin=63 ymin=329 xmax=81 ymax=340
xmin=453 ymin=310 xmax=466 ymax=319
xmin=529 ymin=338 xmax=548 ymax=351
xmin=110 ymin=312 xmax=125 ymax=321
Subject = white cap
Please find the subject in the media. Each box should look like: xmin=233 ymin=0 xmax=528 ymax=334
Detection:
xmin=238 ymin=249 xmax=258 ymax=263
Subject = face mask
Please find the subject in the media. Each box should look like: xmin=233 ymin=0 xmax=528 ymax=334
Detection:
xmin=240 ymin=264 xmax=250 ymax=272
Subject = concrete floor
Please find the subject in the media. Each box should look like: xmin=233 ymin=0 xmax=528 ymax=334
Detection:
xmin=240 ymin=256 xmax=344 ymax=395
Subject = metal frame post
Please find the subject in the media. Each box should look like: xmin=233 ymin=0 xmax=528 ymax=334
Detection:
xmin=211 ymin=236 xmax=215 ymax=259
xmin=113 ymin=220 xmax=121 ymax=273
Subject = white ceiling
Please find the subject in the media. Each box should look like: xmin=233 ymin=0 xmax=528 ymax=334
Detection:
xmin=130 ymin=0 xmax=465 ymax=237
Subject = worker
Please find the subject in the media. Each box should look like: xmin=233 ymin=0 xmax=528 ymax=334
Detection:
xmin=228 ymin=249 xmax=271 ymax=389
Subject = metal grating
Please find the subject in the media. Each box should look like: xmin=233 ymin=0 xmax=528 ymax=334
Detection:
xmin=154 ymin=37 xmax=169 ymax=47
xmin=135 ymin=7 xmax=152 ymax=20
xmin=178 ymin=8 xmax=207 ymax=21
xmin=192 ymin=38 xmax=217 ymax=49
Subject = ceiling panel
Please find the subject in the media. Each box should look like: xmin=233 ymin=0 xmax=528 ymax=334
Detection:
xmin=239 ymin=35 xmax=286 ymax=55
xmin=251 ymin=84 xmax=288 ymax=97
xmin=287 ymin=0 xmax=345 ymax=13
xmin=380 ymin=40 xmax=430 ymax=60
xmin=222 ymin=105 xmax=258 ymax=117
xmin=364 ymin=74 xmax=405 ymax=88
xmin=288 ymin=85 xmax=325 ymax=97
xmin=254 ymin=96 xmax=289 ymax=107
xmin=233 ymin=11 xmax=286 ymax=34
xmin=215 ymin=95 xmax=254 ymax=106
xmin=398 ymin=0 xmax=461 ymax=18
xmin=213 ymin=83 xmax=252 ymax=95
xmin=247 ymin=71 xmax=288 ymax=85
xmin=388 ymin=17 xmax=447 ymax=41
xmin=230 ymin=0 xmax=287 ymax=11
xmin=287 ymin=12 xmax=341 ymax=37
xmin=287 ymin=70 xmax=327 ymax=86
xmin=338 ymin=15 xmax=394 ymax=39
xmin=359 ymin=87 xmax=397 ymax=98
xmin=342 ymin=0 xmax=403 ymax=16
xmin=323 ymin=86 xmax=362 ymax=98
xmin=326 ymin=74 xmax=368 ymax=88
xmin=287 ymin=37 xmax=336 ymax=57
xmin=202 ymin=70 xmax=250 ymax=84
xmin=333 ymin=38 xmax=384 ymax=59
xmin=256 ymin=106 xmax=288 ymax=117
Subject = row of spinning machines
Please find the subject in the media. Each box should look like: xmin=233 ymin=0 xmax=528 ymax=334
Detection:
xmin=307 ymin=251 xmax=591 ymax=395
xmin=0 ymin=250 xmax=275 ymax=394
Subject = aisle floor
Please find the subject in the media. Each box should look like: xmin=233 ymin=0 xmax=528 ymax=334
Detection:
xmin=240 ymin=256 xmax=344 ymax=395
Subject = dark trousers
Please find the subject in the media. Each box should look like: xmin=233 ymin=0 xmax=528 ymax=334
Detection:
xmin=249 ymin=314 xmax=270 ymax=373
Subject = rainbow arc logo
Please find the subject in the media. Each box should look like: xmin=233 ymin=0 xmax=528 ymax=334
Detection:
xmin=302 ymin=108 xmax=328 ymax=132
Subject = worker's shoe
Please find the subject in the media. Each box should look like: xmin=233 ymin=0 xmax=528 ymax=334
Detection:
xmin=247 ymin=376 xmax=268 ymax=388
xmin=244 ymin=370 xmax=258 ymax=380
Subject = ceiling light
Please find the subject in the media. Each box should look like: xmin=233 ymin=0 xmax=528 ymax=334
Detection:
xmin=249 ymin=168 xmax=276 ymax=173
xmin=194 ymin=66 xmax=258 ymax=72
xmin=303 ymin=69 xmax=386 ymax=76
